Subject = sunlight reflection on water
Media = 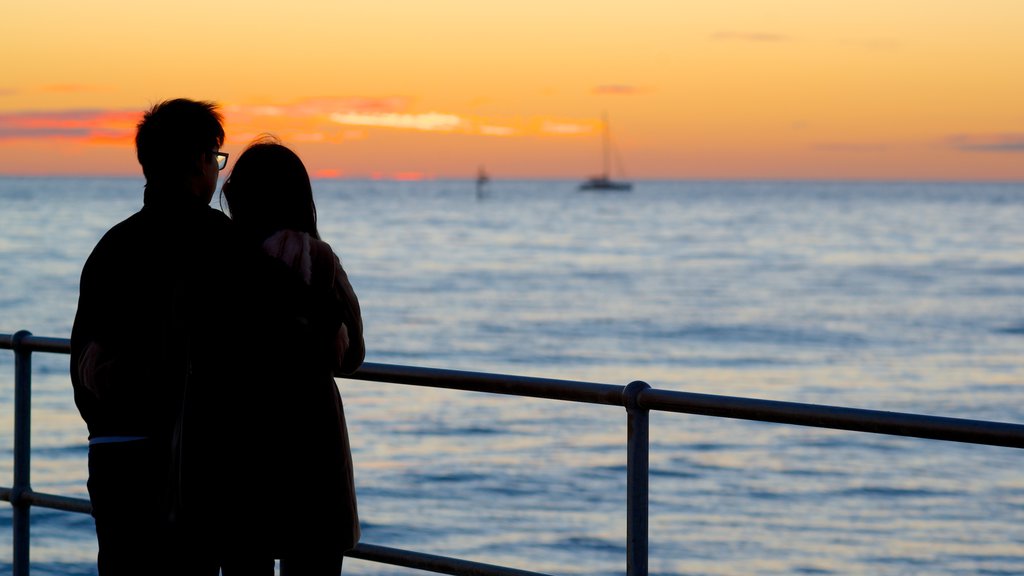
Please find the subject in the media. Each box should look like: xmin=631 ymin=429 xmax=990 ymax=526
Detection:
xmin=2 ymin=178 xmax=1024 ymax=575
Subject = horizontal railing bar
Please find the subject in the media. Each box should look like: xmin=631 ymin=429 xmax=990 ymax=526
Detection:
xmin=0 ymin=334 xmax=70 ymax=354
xmin=639 ymin=388 xmax=1024 ymax=449
xmin=4 ymin=333 xmax=1024 ymax=447
xmin=0 ymin=486 xmax=551 ymax=576
xmin=346 ymin=543 xmax=555 ymax=576
xmin=27 ymin=491 xmax=92 ymax=514
xmin=0 ymin=488 xmax=92 ymax=514
xmin=354 ymin=362 xmax=626 ymax=406
xmin=0 ymin=335 xmax=627 ymax=406
xmin=19 ymin=336 xmax=71 ymax=354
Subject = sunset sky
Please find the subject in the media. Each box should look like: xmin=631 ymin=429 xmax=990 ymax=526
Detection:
xmin=3 ymin=0 xmax=1023 ymax=180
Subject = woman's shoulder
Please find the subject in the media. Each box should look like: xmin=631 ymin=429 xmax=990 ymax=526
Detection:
xmin=307 ymin=237 xmax=340 ymax=287
xmin=261 ymin=229 xmax=338 ymax=287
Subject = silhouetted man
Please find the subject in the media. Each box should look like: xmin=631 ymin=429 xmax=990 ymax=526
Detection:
xmin=70 ymin=98 xmax=239 ymax=576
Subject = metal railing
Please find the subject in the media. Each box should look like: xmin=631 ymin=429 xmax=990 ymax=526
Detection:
xmin=4 ymin=329 xmax=1024 ymax=576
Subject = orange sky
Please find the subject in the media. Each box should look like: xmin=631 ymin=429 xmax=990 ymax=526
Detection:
xmin=3 ymin=0 xmax=1023 ymax=180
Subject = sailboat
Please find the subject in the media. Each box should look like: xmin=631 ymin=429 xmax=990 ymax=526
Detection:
xmin=579 ymin=112 xmax=632 ymax=192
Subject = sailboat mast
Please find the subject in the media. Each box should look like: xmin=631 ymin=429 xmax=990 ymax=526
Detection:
xmin=578 ymin=110 xmax=632 ymax=191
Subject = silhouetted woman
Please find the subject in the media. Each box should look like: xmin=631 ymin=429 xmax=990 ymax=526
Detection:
xmin=218 ymin=136 xmax=364 ymax=575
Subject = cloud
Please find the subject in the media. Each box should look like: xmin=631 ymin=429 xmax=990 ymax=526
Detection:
xmin=712 ymin=31 xmax=790 ymax=43
xmin=542 ymin=121 xmax=590 ymax=135
xmin=479 ymin=125 xmax=516 ymax=136
xmin=241 ymin=97 xmax=582 ymax=138
xmin=313 ymin=168 xmax=343 ymax=179
xmin=329 ymin=111 xmax=465 ymax=132
xmin=592 ymin=84 xmax=646 ymax=95
xmin=223 ymin=98 xmax=416 ymax=144
xmin=0 ymin=98 xmax=597 ymax=147
xmin=229 ymin=98 xmax=480 ymax=138
xmin=370 ymin=170 xmax=434 ymax=181
xmin=947 ymin=133 xmax=1024 ymax=152
xmin=225 ymin=97 xmax=408 ymax=118
xmin=0 ymin=109 xmax=137 ymax=142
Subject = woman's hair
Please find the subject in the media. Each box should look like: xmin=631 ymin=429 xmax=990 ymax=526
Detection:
xmin=221 ymin=135 xmax=320 ymax=241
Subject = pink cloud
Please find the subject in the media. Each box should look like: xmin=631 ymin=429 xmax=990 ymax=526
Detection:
xmin=227 ymin=96 xmax=410 ymax=118
xmin=391 ymin=171 xmax=433 ymax=181
xmin=0 ymin=109 xmax=138 ymax=142
xmin=369 ymin=170 xmax=434 ymax=181
xmin=312 ymin=168 xmax=343 ymax=179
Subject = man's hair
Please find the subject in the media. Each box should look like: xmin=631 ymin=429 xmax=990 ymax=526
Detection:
xmin=135 ymin=98 xmax=225 ymax=184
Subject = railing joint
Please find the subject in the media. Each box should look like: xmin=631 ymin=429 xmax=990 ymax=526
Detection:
xmin=622 ymin=380 xmax=650 ymax=411
xmin=11 ymin=330 xmax=32 ymax=352
xmin=9 ymin=486 xmax=30 ymax=507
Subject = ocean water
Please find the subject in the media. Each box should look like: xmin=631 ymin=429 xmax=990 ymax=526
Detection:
xmin=1 ymin=177 xmax=1024 ymax=575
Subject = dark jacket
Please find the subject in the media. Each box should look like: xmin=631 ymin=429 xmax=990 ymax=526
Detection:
xmin=70 ymin=190 xmax=250 ymax=442
xmin=70 ymin=188 xmax=264 ymax=565
xmin=218 ymin=231 xmax=364 ymax=557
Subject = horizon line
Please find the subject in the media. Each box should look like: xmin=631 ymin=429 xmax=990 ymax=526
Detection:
xmin=0 ymin=174 xmax=1022 ymax=185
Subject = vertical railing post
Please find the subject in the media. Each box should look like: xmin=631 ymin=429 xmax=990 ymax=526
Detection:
xmin=623 ymin=380 xmax=650 ymax=576
xmin=11 ymin=330 xmax=32 ymax=576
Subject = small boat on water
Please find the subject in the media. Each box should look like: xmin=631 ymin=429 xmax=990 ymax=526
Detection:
xmin=579 ymin=112 xmax=632 ymax=192
xmin=579 ymin=175 xmax=632 ymax=191
xmin=476 ymin=165 xmax=490 ymax=198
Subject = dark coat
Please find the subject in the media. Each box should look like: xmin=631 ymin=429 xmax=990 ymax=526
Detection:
xmin=69 ymin=190 xmax=261 ymax=569
xmin=70 ymin=190 xmax=251 ymax=443
xmin=211 ymin=231 xmax=364 ymax=559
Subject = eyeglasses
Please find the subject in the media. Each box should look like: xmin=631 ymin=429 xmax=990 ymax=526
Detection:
xmin=213 ymin=151 xmax=229 ymax=170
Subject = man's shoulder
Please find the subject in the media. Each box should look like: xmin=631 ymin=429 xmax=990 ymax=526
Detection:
xmin=86 ymin=204 xmax=235 ymax=262
xmin=103 ymin=203 xmax=231 ymax=236
xmin=86 ymin=210 xmax=147 ymax=256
